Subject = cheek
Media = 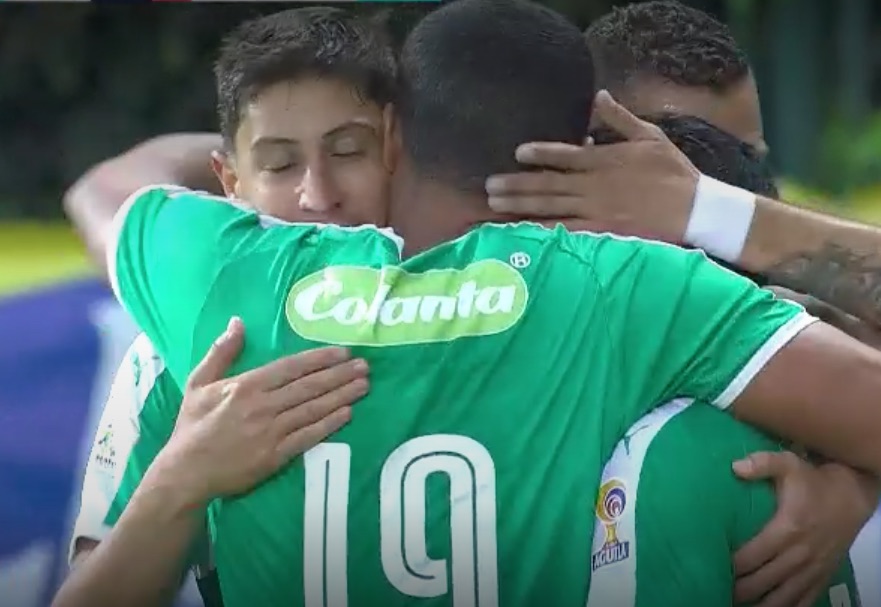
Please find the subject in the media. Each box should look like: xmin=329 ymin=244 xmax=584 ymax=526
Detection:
xmin=243 ymin=174 xmax=306 ymax=222
xmin=336 ymin=162 xmax=391 ymax=225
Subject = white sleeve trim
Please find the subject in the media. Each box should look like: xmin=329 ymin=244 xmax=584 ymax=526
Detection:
xmin=66 ymin=334 xmax=166 ymax=565
xmin=106 ymin=184 xmax=189 ymax=305
xmin=713 ymin=311 xmax=819 ymax=409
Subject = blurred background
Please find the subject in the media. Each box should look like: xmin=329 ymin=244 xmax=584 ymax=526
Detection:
xmin=0 ymin=1 xmax=879 ymax=607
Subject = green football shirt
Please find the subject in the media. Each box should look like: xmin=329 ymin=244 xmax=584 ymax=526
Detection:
xmin=108 ymin=185 xmax=815 ymax=607
xmin=587 ymin=399 xmax=861 ymax=607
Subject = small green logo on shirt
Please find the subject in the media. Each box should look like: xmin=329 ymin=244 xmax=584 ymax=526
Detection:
xmin=285 ymin=259 xmax=528 ymax=346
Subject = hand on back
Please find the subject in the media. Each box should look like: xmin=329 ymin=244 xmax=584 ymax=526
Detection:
xmin=731 ymin=450 xmax=877 ymax=607
xmin=158 ymin=317 xmax=369 ymax=504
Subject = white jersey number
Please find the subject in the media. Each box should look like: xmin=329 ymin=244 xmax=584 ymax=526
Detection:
xmin=303 ymin=434 xmax=499 ymax=607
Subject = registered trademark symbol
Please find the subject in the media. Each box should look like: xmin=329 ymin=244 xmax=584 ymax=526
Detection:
xmin=509 ymin=252 xmax=531 ymax=268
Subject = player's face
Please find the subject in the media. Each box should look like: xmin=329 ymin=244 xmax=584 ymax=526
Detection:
xmin=215 ymin=77 xmax=394 ymax=226
xmin=609 ymin=72 xmax=768 ymax=157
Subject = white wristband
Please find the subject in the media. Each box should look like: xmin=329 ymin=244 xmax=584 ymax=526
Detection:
xmin=683 ymin=174 xmax=756 ymax=263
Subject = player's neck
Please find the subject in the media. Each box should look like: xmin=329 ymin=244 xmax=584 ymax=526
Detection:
xmin=390 ymin=164 xmax=497 ymax=258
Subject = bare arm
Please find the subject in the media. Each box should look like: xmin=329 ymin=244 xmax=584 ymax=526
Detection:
xmin=731 ymin=321 xmax=881 ymax=477
xmin=485 ymin=92 xmax=881 ymax=329
xmin=53 ymin=322 xmax=366 ymax=607
xmin=63 ymin=133 xmax=222 ymax=279
xmin=53 ymin=459 xmax=203 ymax=607
xmin=740 ymin=200 xmax=881 ymax=328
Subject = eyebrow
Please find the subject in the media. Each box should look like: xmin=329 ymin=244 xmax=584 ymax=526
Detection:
xmin=250 ymin=119 xmax=380 ymax=149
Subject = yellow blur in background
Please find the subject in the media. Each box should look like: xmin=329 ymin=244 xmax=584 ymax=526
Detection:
xmin=781 ymin=183 xmax=881 ymax=222
xmin=0 ymin=224 xmax=93 ymax=297
xmin=1 ymin=186 xmax=881 ymax=298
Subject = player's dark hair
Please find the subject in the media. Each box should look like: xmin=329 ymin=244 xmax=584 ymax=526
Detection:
xmin=585 ymin=1 xmax=749 ymax=94
xmin=397 ymin=0 xmax=595 ymax=195
xmin=590 ymin=114 xmax=774 ymax=284
xmin=215 ymin=7 xmax=397 ymax=147
xmin=590 ymin=114 xmax=776 ymax=198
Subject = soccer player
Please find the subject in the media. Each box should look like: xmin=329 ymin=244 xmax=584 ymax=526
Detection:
xmin=587 ymin=118 xmax=862 ymax=607
xmin=57 ymin=8 xmax=396 ymax=607
xmin=488 ymin=4 xmax=881 ymax=333
xmin=101 ymin=2 xmax=881 ymax=606
xmin=489 ymin=10 xmax=881 ymax=597
xmin=585 ymin=0 xmax=767 ymax=156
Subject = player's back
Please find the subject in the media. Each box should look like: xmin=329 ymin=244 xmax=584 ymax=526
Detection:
xmin=192 ymin=221 xmax=806 ymax=607
xmin=587 ymin=399 xmax=861 ymax=607
xmin=205 ymin=223 xmax=621 ymax=607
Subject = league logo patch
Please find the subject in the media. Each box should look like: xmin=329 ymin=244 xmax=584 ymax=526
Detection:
xmin=591 ymin=479 xmax=630 ymax=571
xmin=93 ymin=426 xmax=117 ymax=471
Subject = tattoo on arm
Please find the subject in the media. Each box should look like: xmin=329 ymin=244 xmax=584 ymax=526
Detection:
xmin=764 ymin=243 xmax=881 ymax=327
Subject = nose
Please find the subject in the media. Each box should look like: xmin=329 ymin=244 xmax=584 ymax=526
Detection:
xmin=298 ymin=164 xmax=342 ymax=213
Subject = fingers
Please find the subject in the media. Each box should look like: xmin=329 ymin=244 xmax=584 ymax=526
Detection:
xmin=750 ymin=560 xmax=825 ymax=607
xmin=514 ymin=142 xmax=592 ymax=171
xmin=275 ymin=407 xmax=353 ymax=462
xmin=238 ymin=346 xmax=352 ymax=391
xmin=733 ymin=512 xmax=797 ymax=576
xmin=735 ymin=543 xmax=811 ymax=604
xmin=487 ymin=171 xmax=579 ymax=197
xmin=592 ymin=89 xmax=665 ymax=141
xmin=186 ymin=317 xmax=245 ymax=388
xmin=274 ymin=375 xmax=368 ymax=437
xmin=732 ymin=450 xmax=802 ymax=481
xmin=268 ymin=358 xmax=369 ymax=412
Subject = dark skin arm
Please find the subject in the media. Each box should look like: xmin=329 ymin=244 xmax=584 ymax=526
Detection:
xmin=728 ymin=320 xmax=881 ymax=477
xmin=745 ymin=206 xmax=881 ymax=330
xmin=486 ymin=91 xmax=881 ymax=329
xmin=63 ymin=133 xmax=222 ymax=280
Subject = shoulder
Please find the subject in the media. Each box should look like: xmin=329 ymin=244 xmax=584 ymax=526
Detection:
xmin=601 ymin=399 xmax=696 ymax=484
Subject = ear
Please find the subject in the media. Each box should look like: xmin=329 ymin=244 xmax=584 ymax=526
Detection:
xmin=381 ymin=103 xmax=401 ymax=173
xmin=211 ymin=150 xmax=239 ymax=198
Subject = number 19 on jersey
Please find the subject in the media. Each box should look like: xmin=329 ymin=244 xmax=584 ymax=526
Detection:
xmin=303 ymin=435 xmax=500 ymax=607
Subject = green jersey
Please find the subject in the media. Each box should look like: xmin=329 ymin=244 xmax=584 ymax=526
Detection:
xmin=70 ymin=333 xmax=182 ymax=554
xmin=69 ymin=334 xmax=214 ymax=586
xmin=587 ymin=399 xmax=860 ymax=607
xmin=108 ymin=185 xmax=814 ymax=607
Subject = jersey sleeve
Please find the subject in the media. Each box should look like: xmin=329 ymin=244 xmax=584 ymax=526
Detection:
xmin=106 ymin=186 xmax=313 ymax=385
xmin=586 ymin=234 xmax=817 ymax=415
xmin=68 ymin=334 xmax=182 ymax=563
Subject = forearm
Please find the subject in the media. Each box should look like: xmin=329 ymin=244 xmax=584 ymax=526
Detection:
xmin=64 ymin=133 xmax=222 ymax=279
xmin=52 ymin=456 xmax=203 ymax=607
xmin=816 ymin=461 xmax=881 ymax=518
xmin=741 ymin=197 xmax=881 ymax=328
xmin=732 ymin=323 xmax=881 ymax=478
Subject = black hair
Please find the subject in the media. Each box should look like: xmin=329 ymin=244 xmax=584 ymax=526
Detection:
xmin=397 ymin=0 xmax=595 ymax=195
xmin=590 ymin=114 xmax=775 ymax=284
xmin=214 ymin=7 xmax=396 ymax=147
xmin=585 ymin=1 xmax=749 ymax=94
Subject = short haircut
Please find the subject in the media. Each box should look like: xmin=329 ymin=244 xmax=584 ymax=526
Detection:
xmin=590 ymin=114 xmax=775 ymax=284
xmin=585 ymin=1 xmax=749 ymax=94
xmin=214 ymin=7 xmax=397 ymax=147
xmin=397 ymin=0 xmax=595 ymax=195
